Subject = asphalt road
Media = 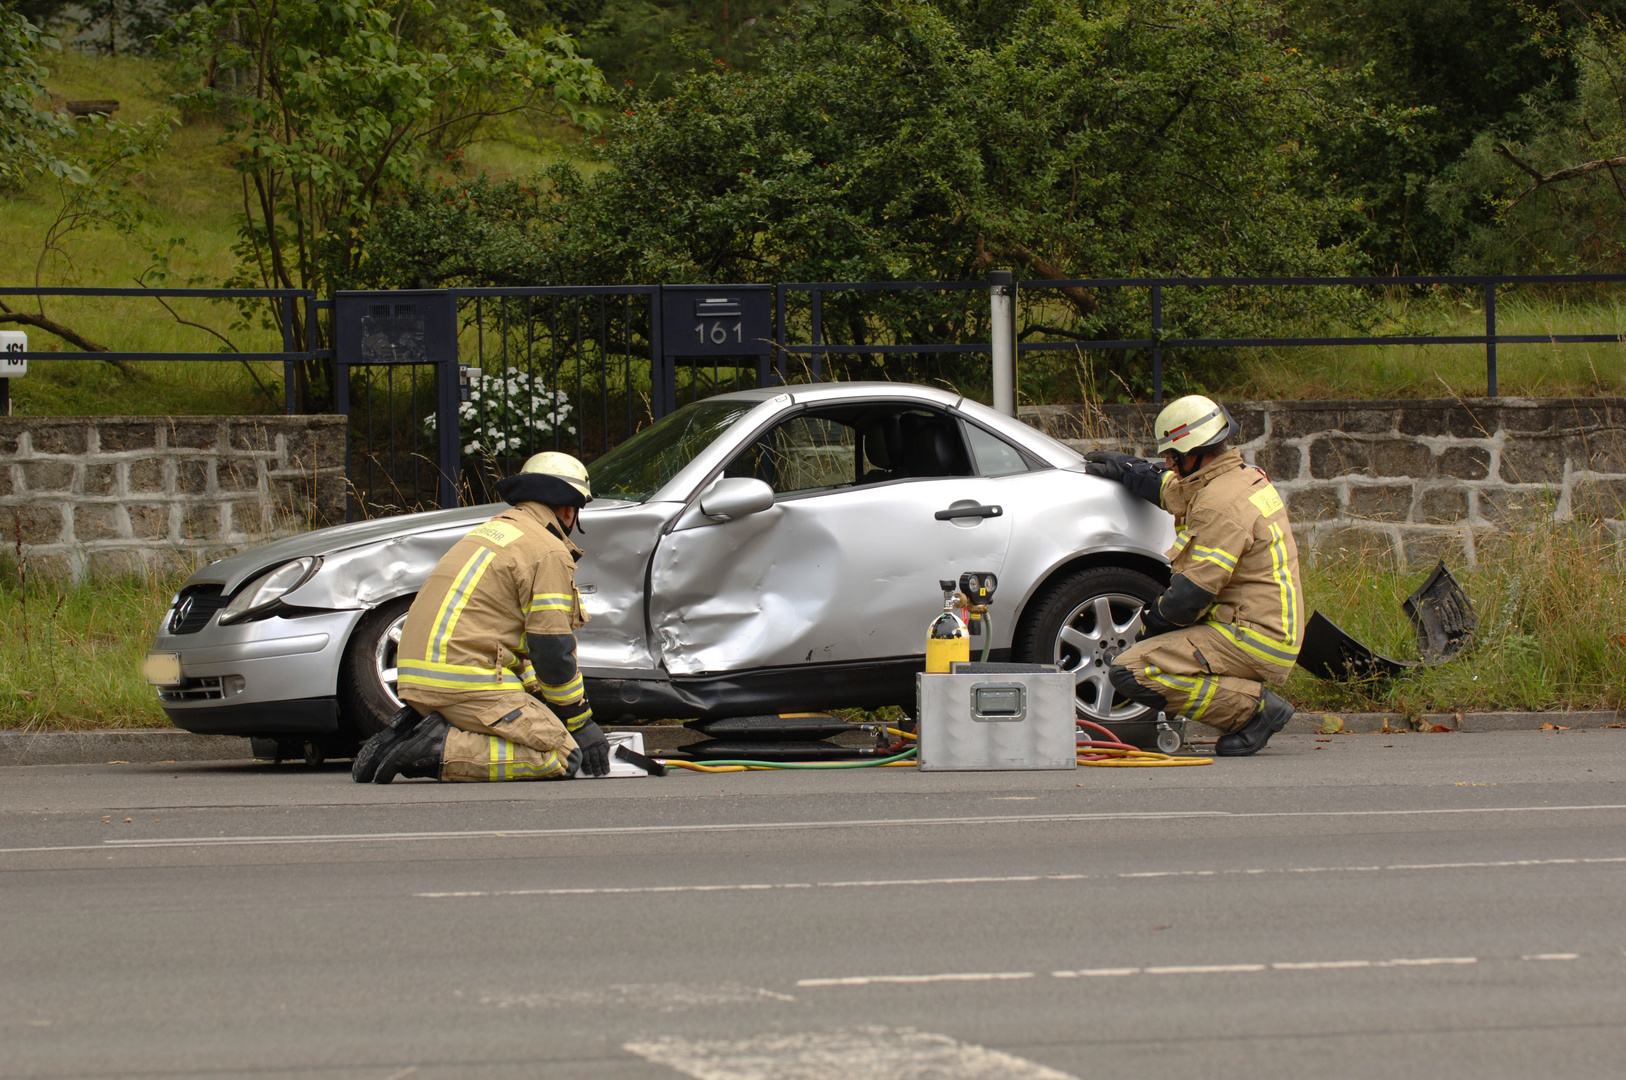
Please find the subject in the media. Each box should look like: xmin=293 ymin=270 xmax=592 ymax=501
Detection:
xmin=4 ymin=728 xmax=1625 ymax=1080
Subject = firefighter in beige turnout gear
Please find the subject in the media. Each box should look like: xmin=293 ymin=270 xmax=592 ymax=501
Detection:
xmin=352 ymin=452 xmax=612 ymax=783
xmin=1085 ymin=395 xmax=1304 ymax=756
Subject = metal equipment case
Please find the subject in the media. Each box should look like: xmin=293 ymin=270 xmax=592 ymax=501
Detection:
xmin=916 ymin=669 xmax=1077 ymax=771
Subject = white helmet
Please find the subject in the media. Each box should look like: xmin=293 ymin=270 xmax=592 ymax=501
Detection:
xmin=495 ymin=450 xmax=593 ymax=509
xmin=1154 ymin=395 xmax=1237 ymax=456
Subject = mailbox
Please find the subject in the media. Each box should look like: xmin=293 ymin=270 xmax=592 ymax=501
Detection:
xmin=660 ymin=285 xmax=772 ymax=359
xmin=334 ymin=290 xmax=457 ymax=365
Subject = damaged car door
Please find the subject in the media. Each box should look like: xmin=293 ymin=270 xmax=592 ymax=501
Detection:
xmin=647 ymin=401 xmax=1013 ymax=677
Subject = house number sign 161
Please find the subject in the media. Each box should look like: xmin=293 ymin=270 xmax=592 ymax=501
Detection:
xmin=661 ymin=287 xmax=772 ymax=359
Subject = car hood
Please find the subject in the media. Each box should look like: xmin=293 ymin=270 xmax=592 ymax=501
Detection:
xmin=184 ymin=500 xmax=637 ymax=594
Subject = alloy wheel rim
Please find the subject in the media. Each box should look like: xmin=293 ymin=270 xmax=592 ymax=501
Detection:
xmin=374 ymin=613 xmax=407 ymax=709
xmin=1052 ymin=591 xmax=1152 ymax=722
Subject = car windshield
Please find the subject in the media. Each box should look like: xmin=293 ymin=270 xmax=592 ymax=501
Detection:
xmin=589 ymin=399 xmax=757 ymax=502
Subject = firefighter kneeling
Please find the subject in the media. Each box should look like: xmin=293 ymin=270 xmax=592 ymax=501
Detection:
xmin=352 ymin=452 xmax=612 ymax=784
xmin=1085 ymin=395 xmax=1304 ymax=757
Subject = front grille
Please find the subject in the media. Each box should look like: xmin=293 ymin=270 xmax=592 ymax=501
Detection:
xmin=169 ymin=585 xmax=227 ymax=634
xmin=158 ymin=676 xmax=223 ymax=703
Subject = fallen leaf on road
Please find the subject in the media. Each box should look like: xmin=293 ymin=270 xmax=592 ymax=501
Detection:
xmin=1540 ymin=723 xmax=1571 ymax=731
xmin=1428 ymin=724 xmax=1453 ymax=733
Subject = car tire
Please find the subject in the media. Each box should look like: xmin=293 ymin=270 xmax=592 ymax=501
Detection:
xmin=338 ymin=596 xmax=414 ymax=737
xmin=1013 ymin=566 xmax=1165 ymax=723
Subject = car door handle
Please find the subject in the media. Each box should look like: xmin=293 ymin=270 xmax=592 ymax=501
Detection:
xmin=935 ymin=504 xmax=1003 ymax=521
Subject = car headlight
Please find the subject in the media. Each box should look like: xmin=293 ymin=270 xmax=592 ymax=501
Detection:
xmin=219 ymin=557 xmax=321 ymax=625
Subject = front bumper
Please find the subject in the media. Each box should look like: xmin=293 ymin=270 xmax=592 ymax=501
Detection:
xmin=162 ymin=697 xmax=341 ymax=736
xmin=147 ymin=607 xmax=366 ymax=735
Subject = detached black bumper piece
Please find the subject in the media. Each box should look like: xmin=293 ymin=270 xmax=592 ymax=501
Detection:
xmin=163 ymin=697 xmax=341 ymax=736
xmin=1295 ymin=612 xmax=1416 ymax=681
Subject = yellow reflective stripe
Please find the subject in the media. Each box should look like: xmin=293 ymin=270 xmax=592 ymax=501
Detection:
xmin=488 ymin=734 xmax=506 ymax=781
xmin=1191 ymin=544 xmax=1237 ymax=572
xmin=1159 ymin=472 xmax=1175 ymax=501
xmin=1144 ymin=664 xmax=1217 ymax=722
xmin=529 ymin=592 xmax=573 ymax=615
xmin=430 ymin=548 xmax=496 ymax=663
xmin=398 ymin=659 xmax=526 ymax=692
xmin=1210 ymin=620 xmax=1298 ymax=668
xmin=539 ymin=672 xmax=584 ymax=703
xmin=1267 ymin=522 xmax=1298 ymax=645
xmin=484 ymin=739 xmax=565 ymax=780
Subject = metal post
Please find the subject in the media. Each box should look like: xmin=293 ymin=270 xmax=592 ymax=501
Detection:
xmin=990 ymin=270 xmax=1015 ymax=416
xmin=280 ymin=296 xmax=297 ymax=414
xmin=1485 ymin=281 xmax=1498 ymax=398
xmin=810 ymin=289 xmax=823 ymax=382
xmin=1151 ymin=284 xmax=1163 ymax=405
xmin=650 ymin=286 xmax=669 ymax=418
xmin=436 ymin=351 xmax=461 ymax=509
xmin=0 ymin=379 xmax=9 ymax=416
xmin=774 ymin=285 xmax=786 ymax=386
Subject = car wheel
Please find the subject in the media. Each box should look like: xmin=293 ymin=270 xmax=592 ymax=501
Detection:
xmin=338 ymin=596 xmax=413 ymax=737
xmin=1013 ymin=566 xmax=1165 ymax=723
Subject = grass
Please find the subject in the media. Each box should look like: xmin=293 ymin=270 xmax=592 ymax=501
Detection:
xmin=1285 ymin=522 xmax=1626 ymax=717
xmin=0 ymin=565 xmax=181 ymax=731
xmin=2 ymin=51 xmax=592 ymax=418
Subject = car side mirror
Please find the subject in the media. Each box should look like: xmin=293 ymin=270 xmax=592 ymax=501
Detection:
xmin=700 ymin=477 xmax=775 ymax=520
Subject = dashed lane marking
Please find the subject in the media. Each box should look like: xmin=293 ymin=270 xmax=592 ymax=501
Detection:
xmin=1052 ymin=957 xmax=1478 ymax=977
xmin=623 ymin=1026 xmax=1078 ymax=1080
xmin=797 ymin=972 xmax=1034 ymax=987
xmin=6 ymin=803 xmax=1626 ymax=855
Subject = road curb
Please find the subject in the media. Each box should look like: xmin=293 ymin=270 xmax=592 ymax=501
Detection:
xmin=1287 ymin=710 xmax=1622 ymax=735
xmin=3 ymin=712 xmax=1620 ymax=766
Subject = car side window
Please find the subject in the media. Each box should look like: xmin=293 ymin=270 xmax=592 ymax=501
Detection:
xmin=725 ymin=404 xmax=976 ymax=494
xmin=965 ymin=423 xmax=1030 ymax=477
xmin=725 ymin=416 xmax=859 ymax=495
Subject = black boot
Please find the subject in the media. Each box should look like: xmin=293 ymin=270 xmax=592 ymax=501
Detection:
xmin=351 ymin=705 xmax=427 ymax=783
xmin=373 ymin=713 xmax=451 ymax=783
xmin=1215 ymin=689 xmax=1295 ymax=757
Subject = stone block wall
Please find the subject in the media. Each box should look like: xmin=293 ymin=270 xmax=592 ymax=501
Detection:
xmin=1020 ymin=398 xmax=1626 ymax=565
xmin=0 ymin=416 xmax=347 ymax=581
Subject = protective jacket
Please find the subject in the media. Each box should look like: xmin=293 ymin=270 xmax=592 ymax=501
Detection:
xmin=1151 ymin=448 xmax=1304 ymax=682
xmin=396 ymin=501 xmax=589 ymax=708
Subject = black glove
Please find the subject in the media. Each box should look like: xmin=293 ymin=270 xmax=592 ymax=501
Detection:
xmin=551 ymin=697 xmax=594 ymax=730
xmin=1138 ymin=600 xmax=1178 ymax=640
xmin=571 ymin=718 xmax=611 ymax=777
xmin=1083 ymin=450 xmax=1139 ymax=481
xmin=1086 ymin=450 xmax=1167 ymax=506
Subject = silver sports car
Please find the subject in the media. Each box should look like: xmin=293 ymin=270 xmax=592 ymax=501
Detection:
xmin=144 ymin=382 xmax=1174 ymax=750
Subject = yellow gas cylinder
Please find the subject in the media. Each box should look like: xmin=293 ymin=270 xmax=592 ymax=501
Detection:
xmin=925 ymin=609 xmax=970 ymax=673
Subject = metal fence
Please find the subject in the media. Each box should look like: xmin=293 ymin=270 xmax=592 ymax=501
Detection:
xmin=7 ymin=275 xmax=1626 ymax=520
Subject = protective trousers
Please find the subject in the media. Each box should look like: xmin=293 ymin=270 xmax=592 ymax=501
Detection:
xmin=403 ymin=691 xmax=578 ymax=782
xmin=1109 ymin=623 xmax=1271 ymax=734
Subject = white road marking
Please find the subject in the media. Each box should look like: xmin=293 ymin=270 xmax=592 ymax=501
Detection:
xmin=7 ymin=802 xmax=1626 ymax=855
xmin=411 ymin=857 xmax=1626 ymax=899
xmin=1050 ymin=957 xmax=1481 ymax=978
xmin=623 ymin=1026 xmax=1078 ymax=1080
xmin=479 ymin=983 xmax=795 ymax=1011
xmin=1523 ymin=953 xmax=1580 ymax=961
xmin=797 ymin=972 xmax=1033 ymax=987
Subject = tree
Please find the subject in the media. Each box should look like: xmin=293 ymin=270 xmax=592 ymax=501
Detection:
xmin=0 ymin=6 xmax=80 ymax=190
xmin=1288 ymin=0 xmax=1626 ymax=273
xmin=167 ymin=0 xmax=606 ymax=408
xmin=1430 ymin=14 xmax=1626 ymax=272
xmin=365 ymin=0 xmax=1369 ymax=392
